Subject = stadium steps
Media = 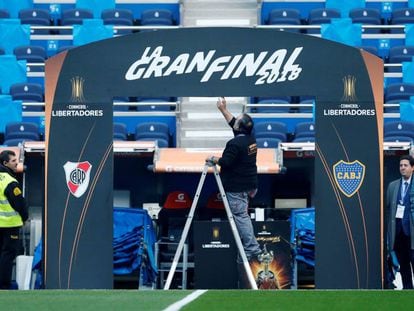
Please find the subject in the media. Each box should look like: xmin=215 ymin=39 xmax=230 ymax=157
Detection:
xmin=178 ymin=1 xmax=256 ymax=147
xmin=182 ymin=0 xmax=258 ymax=27
xmin=177 ymin=97 xmax=246 ymax=148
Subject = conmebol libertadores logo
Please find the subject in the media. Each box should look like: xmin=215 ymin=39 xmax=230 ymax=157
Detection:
xmin=63 ymin=161 xmax=92 ymax=198
xmin=125 ymin=46 xmax=303 ymax=85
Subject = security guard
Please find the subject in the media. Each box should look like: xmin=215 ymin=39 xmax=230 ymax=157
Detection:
xmin=0 ymin=150 xmax=28 ymax=289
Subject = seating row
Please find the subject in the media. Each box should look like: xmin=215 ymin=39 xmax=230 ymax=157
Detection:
xmin=260 ymin=0 xmax=409 ymax=24
xmin=254 ymin=121 xmax=315 ymax=147
xmin=253 ymin=120 xmax=414 ymax=146
xmin=0 ymin=8 xmax=177 ymax=35
xmin=0 ymin=82 xmax=178 ymax=112
xmin=0 ymin=121 xmax=176 ymax=147
xmin=2 ymin=119 xmax=412 ymax=148
xmin=3 ymin=43 xmax=413 ymax=66
xmin=266 ymin=7 xmax=414 ymax=24
xmin=264 ymin=8 xmax=414 ymax=34
xmin=114 ymin=121 xmax=172 ymax=147
xmin=0 ymin=121 xmax=41 ymax=146
xmin=113 ymin=120 xmax=316 ymax=148
xmin=3 ymin=81 xmax=412 ymax=114
xmin=4 ymin=6 xmax=414 ymax=32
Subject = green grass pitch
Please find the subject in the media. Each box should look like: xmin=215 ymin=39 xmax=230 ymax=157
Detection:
xmin=1 ymin=290 xmax=414 ymax=311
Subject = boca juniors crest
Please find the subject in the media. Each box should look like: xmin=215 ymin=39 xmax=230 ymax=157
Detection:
xmin=333 ymin=160 xmax=365 ymax=197
xmin=63 ymin=161 xmax=92 ymax=198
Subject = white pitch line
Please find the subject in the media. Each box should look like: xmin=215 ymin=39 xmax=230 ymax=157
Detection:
xmin=162 ymin=290 xmax=208 ymax=311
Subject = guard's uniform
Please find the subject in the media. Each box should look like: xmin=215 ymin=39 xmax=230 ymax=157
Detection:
xmin=0 ymin=164 xmax=27 ymax=289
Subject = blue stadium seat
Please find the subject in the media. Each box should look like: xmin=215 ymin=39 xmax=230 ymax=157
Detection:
xmin=349 ymin=8 xmax=382 ymax=34
xmin=383 ymin=136 xmax=413 ymax=143
xmin=384 ymin=82 xmax=414 ymax=103
xmin=254 ymin=121 xmax=287 ymax=141
xmin=391 ymin=8 xmax=414 ymax=24
xmin=390 ymin=8 xmax=414 ymax=33
xmin=256 ymin=137 xmax=281 ymax=148
xmin=4 ymin=121 xmax=40 ymax=141
xmin=10 ymin=82 xmax=44 ymax=111
xmin=61 ymin=8 xmax=94 ymax=25
xmin=141 ymin=9 xmax=174 ymax=26
xmin=307 ymin=8 xmax=341 ymax=34
xmin=293 ymin=122 xmax=315 ymax=141
xmin=0 ymin=9 xmax=10 ymax=19
xmin=388 ymin=45 xmax=414 ymax=63
xmin=10 ymin=82 xmax=43 ymax=102
xmin=0 ymin=48 xmax=5 ymax=55
xmin=267 ymin=9 xmax=302 ymax=33
xmin=102 ymin=8 xmax=134 ymax=35
xmin=135 ymin=122 xmax=170 ymax=141
xmin=13 ymin=45 xmax=46 ymax=63
xmin=60 ymin=8 xmax=93 ymax=33
xmin=384 ymin=120 xmax=414 ymax=142
xmin=113 ymin=122 xmax=128 ymax=140
xmin=19 ymin=9 xmax=51 ymax=34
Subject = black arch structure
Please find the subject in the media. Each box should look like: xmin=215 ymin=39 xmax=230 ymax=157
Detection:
xmin=44 ymin=27 xmax=384 ymax=289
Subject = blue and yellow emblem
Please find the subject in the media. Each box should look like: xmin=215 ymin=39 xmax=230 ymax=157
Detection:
xmin=333 ymin=160 xmax=365 ymax=197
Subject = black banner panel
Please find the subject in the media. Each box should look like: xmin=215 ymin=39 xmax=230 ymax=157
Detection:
xmin=45 ymin=28 xmax=383 ymax=289
xmin=315 ymin=57 xmax=384 ymax=289
xmin=194 ymin=221 xmax=238 ymax=289
xmin=45 ymin=54 xmax=113 ymax=289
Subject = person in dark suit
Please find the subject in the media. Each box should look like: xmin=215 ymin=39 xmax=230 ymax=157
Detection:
xmin=386 ymin=154 xmax=414 ymax=289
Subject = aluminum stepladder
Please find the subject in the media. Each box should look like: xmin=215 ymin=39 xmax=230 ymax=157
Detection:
xmin=163 ymin=160 xmax=258 ymax=290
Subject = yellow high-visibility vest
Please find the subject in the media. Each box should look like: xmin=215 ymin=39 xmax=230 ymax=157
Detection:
xmin=0 ymin=172 xmax=23 ymax=227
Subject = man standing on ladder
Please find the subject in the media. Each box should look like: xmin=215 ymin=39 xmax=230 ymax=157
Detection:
xmin=207 ymin=97 xmax=262 ymax=262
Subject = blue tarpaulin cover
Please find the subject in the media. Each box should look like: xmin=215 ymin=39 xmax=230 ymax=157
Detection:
xmin=0 ymin=95 xmax=22 ymax=133
xmin=73 ymin=19 xmax=113 ymax=46
xmin=32 ymin=207 xmax=157 ymax=288
xmin=290 ymin=207 xmax=315 ymax=267
xmin=400 ymin=98 xmax=414 ymax=123
xmin=0 ymin=19 xmax=30 ymax=54
xmin=113 ymin=207 xmax=157 ymax=285
xmin=406 ymin=24 xmax=414 ymax=46
xmin=321 ymin=18 xmax=362 ymax=47
xmin=0 ymin=55 xmax=27 ymax=93
xmin=326 ymin=0 xmax=366 ymax=18
xmin=402 ymin=61 xmax=414 ymax=83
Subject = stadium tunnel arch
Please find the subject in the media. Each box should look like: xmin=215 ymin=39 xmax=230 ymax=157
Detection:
xmin=44 ymin=27 xmax=384 ymax=289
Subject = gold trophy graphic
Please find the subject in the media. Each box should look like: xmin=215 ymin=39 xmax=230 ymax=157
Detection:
xmin=256 ymin=244 xmax=280 ymax=289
